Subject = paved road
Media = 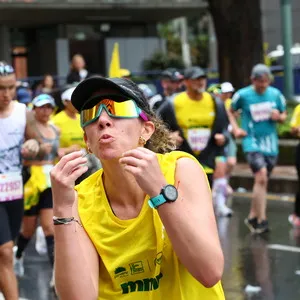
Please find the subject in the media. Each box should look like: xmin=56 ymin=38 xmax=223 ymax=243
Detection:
xmin=3 ymin=196 xmax=300 ymax=300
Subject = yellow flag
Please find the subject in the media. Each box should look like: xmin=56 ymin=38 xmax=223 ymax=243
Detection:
xmin=109 ymin=42 xmax=121 ymax=77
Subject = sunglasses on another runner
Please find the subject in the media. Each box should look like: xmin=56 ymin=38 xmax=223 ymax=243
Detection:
xmin=80 ymin=99 xmax=149 ymax=128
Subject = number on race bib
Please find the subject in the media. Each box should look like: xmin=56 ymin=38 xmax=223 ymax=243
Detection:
xmin=187 ymin=128 xmax=211 ymax=152
xmin=250 ymin=102 xmax=272 ymax=122
xmin=0 ymin=173 xmax=23 ymax=202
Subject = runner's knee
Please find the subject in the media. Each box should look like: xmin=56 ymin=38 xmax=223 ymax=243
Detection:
xmin=0 ymin=243 xmax=13 ymax=266
xmin=254 ymin=168 xmax=268 ymax=186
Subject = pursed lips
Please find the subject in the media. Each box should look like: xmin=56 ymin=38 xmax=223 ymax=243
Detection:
xmin=98 ymin=134 xmax=115 ymax=144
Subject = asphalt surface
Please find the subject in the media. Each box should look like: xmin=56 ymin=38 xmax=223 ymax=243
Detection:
xmin=2 ymin=196 xmax=300 ymax=300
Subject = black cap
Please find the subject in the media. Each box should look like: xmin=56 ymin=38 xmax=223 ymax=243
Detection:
xmin=184 ymin=66 xmax=206 ymax=79
xmin=71 ymin=76 xmax=151 ymax=114
xmin=161 ymin=68 xmax=183 ymax=82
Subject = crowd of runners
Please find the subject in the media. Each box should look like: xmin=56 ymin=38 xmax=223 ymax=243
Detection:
xmin=0 ymin=53 xmax=299 ymax=299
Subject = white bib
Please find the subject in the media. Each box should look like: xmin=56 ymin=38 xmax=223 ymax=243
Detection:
xmin=187 ymin=128 xmax=211 ymax=152
xmin=0 ymin=172 xmax=23 ymax=202
xmin=250 ymin=102 xmax=272 ymax=122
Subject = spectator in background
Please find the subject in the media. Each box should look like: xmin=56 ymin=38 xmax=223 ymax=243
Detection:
xmin=33 ymin=74 xmax=55 ymax=97
xmin=14 ymin=94 xmax=59 ymax=288
xmin=212 ymin=82 xmax=236 ymax=217
xmin=158 ymin=66 xmax=229 ymax=187
xmin=138 ymin=83 xmax=155 ymax=101
xmin=67 ymin=54 xmax=90 ymax=85
xmin=16 ymin=81 xmax=32 ymax=107
xmin=51 ymin=87 xmax=85 ymax=159
xmin=149 ymin=68 xmax=183 ymax=111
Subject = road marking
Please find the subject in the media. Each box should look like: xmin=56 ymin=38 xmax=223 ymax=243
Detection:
xmin=268 ymin=244 xmax=300 ymax=252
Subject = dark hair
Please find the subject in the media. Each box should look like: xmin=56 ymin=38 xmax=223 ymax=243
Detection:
xmin=42 ymin=74 xmax=55 ymax=88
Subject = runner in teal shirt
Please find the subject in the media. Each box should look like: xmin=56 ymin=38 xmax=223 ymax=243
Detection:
xmin=229 ymin=64 xmax=287 ymax=234
xmin=231 ymin=85 xmax=286 ymax=156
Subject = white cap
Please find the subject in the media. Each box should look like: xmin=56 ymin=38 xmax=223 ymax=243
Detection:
xmin=32 ymin=94 xmax=55 ymax=108
xmin=61 ymin=87 xmax=76 ymax=102
xmin=221 ymin=82 xmax=235 ymax=93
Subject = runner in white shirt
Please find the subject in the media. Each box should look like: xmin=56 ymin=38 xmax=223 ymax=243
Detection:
xmin=0 ymin=61 xmax=39 ymax=299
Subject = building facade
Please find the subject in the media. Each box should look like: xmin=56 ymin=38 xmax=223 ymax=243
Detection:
xmin=0 ymin=0 xmax=206 ymax=80
xmin=0 ymin=0 xmax=299 ymax=81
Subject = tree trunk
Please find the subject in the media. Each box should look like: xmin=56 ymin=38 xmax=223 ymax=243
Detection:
xmin=207 ymin=0 xmax=263 ymax=89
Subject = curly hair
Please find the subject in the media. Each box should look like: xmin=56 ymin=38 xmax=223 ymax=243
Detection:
xmin=144 ymin=111 xmax=176 ymax=154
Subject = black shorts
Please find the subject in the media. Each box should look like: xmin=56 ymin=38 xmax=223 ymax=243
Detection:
xmin=24 ymin=188 xmax=53 ymax=216
xmin=246 ymin=152 xmax=277 ymax=176
xmin=0 ymin=199 xmax=24 ymax=246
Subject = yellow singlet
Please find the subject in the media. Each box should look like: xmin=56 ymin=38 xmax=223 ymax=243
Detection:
xmin=51 ymin=111 xmax=85 ymax=148
xmin=290 ymin=104 xmax=300 ymax=128
xmin=225 ymin=98 xmax=232 ymax=111
xmin=76 ymin=151 xmax=225 ymax=300
xmin=173 ymin=92 xmax=215 ymax=173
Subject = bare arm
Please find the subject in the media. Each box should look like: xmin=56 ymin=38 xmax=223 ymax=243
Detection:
xmin=54 ymin=196 xmax=99 ymax=300
xmin=278 ymin=111 xmax=287 ymax=123
xmin=291 ymin=126 xmax=300 ymax=137
xmin=119 ymin=149 xmax=224 ymax=288
xmin=228 ymin=108 xmax=247 ymax=138
xmin=51 ymin=151 xmax=99 ymax=300
xmin=157 ymin=158 xmax=224 ymax=287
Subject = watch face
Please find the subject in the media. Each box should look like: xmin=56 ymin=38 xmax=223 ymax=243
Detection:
xmin=164 ymin=185 xmax=178 ymax=202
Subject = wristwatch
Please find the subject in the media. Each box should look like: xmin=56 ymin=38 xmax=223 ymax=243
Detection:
xmin=148 ymin=184 xmax=178 ymax=209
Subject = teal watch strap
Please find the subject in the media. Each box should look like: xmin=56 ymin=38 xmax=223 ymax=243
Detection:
xmin=148 ymin=194 xmax=167 ymax=209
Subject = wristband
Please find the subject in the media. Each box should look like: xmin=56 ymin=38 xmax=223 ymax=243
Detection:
xmin=53 ymin=216 xmax=82 ymax=227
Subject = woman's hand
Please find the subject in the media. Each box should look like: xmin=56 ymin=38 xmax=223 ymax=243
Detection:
xmin=169 ymin=131 xmax=183 ymax=147
xmin=58 ymin=145 xmax=82 ymax=159
xmin=214 ymin=133 xmax=226 ymax=146
xmin=50 ymin=151 xmax=88 ymax=210
xmin=119 ymin=147 xmax=167 ymax=197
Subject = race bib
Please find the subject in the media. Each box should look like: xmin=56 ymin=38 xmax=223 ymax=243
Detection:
xmin=250 ymin=102 xmax=272 ymax=122
xmin=187 ymin=128 xmax=211 ymax=152
xmin=0 ymin=172 xmax=23 ymax=202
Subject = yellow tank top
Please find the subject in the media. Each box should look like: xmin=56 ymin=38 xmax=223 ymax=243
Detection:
xmin=76 ymin=151 xmax=225 ymax=300
xmin=290 ymin=104 xmax=300 ymax=128
xmin=51 ymin=110 xmax=85 ymax=148
xmin=225 ymin=98 xmax=232 ymax=111
xmin=173 ymin=92 xmax=215 ymax=174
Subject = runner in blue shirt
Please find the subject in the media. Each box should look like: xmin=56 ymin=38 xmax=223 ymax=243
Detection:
xmin=229 ymin=64 xmax=287 ymax=234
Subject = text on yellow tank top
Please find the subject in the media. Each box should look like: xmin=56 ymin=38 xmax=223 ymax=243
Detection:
xmin=76 ymin=151 xmax=225 ymax=300
xmin=51 ymin=110 xmax=85 ymax=148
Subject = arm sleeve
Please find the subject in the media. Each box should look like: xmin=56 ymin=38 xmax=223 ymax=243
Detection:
xmin=276 ymin=92 xmax=287 ymax=113
xmin=231 ymin=92 xmax=242 ymax=111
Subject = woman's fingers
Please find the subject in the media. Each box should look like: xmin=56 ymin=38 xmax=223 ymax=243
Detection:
xmin=122 ymin=147 xmax=152 ymax=160
xmin=56 ymin=150 xmax=85 ymax=171
xmin=68 ymin=165 xmax=89 ymax=182
xmin=119 ymin=156 xmax=146 ymax=167
xmin=61 ymin=156 xmax=88 ymax=176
